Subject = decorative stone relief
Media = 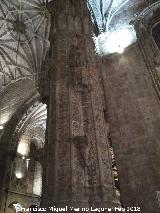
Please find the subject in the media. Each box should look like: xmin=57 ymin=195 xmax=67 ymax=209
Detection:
xmin=0 ymin=0 xmax=51 ymax=92
xmin=41 ymin=0 xmax=116 ymax=207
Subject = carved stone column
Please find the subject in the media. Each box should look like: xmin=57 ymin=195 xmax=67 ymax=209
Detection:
xmin=40 ymin=0 xmax=118 ymax=210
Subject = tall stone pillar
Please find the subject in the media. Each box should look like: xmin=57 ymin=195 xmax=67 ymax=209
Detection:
xmin=41 ymin=0 xmax=118 ymax=209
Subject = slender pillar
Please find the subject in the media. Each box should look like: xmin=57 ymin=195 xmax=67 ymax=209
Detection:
xmin=41 ymin=0 xmax=118 ymax=209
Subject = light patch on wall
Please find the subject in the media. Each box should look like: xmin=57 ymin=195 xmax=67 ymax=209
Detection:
xmin=26 ymin=158 xmax=30 ymax=169
xmin=15 ymin=171 xmax=24 ymax=179
xmin=14 ymin=158 xmax=26 ymax=179
xmin=94 ymin=27 xmax=137 ymax=55
xmin=17 ymin=141 xmax=29 ymax=156
xmin=0 ymin=112 xmax=11 ymax=125
xmin=13 ymin=203 xmax=22 ymax=212
xmin=33 ymin=161 xmax=42 ymax=196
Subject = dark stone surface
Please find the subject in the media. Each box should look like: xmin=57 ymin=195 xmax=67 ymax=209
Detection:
xmin=40 ymin=0 xmax=119 ymax=209
xmin=102 ymin=43 xmax=160 ymax=212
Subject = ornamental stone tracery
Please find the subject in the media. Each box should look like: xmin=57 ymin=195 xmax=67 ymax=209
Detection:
xmin=0 ymin=0 xmax=160 ymax=212
xmin=0 ymin=0 xmax=51 ymax=92
xmin=14 ymin=101 xmax=47 ymax=155
xmin=0 ymin=0 xmax=151 ymax=95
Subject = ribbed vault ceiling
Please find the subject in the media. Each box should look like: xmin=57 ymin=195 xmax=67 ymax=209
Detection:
xmin=0 ymin=0 xmax=50 ymax=128
xmin=0 ymin=0 xmax=156 ymax=143
xmin=16 ymin=101 xmax=47 ymax=156
xmin=88 ymin=0 xmax=153 ymax=54
xmin=88 ymin=0 xmax=150 ymax=33
xmin=0 ymin=0 xmax=50 ymax=92
xmin=0 ymin=0 xmax=152 ymax=92
xmin=0 ymin=79 xmax=35 ymax=126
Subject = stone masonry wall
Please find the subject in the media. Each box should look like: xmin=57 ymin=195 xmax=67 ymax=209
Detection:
xmin=102 ymin=43 xmax=160 ymax=212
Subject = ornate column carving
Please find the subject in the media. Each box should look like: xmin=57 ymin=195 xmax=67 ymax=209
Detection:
xmin=41 ymin=0 xmax=118 ymax=209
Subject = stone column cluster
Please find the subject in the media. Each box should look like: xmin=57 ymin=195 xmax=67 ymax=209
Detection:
xmin=40 ymin=0 xmax=118 ymax=210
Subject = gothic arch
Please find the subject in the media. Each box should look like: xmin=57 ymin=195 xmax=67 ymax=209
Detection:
xmin=0 ymin=93 xmax=38 ymax=212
